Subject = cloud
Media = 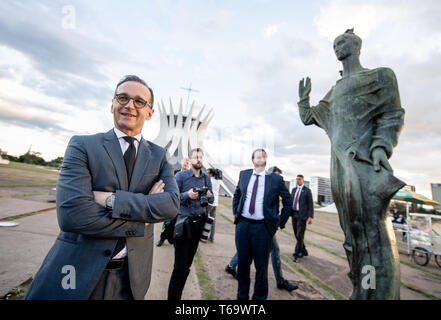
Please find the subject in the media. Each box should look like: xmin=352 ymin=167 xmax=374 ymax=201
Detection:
xmin=0 ymin=103 xmax=70 ymax=134
xmin=225 ymin=0 xmax=441 ymax=196
xmin=0 ymin=0 xmax=440 ymax=198
xmin=264 ymin=25 xmax=279 ymax=39
xmin=0 ymin=1 xmax=119 ymax=108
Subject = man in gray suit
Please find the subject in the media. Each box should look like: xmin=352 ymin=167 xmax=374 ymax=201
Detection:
xmin=25 ymin=75 xmax=179 ymax=300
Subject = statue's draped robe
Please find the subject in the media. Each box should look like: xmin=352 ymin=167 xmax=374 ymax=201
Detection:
xmin=299 ymin=68 xmax=405 ymax=299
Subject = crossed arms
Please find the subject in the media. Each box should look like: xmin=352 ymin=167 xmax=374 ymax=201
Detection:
xmin=56 ymin=136 xmax=179 ymax=239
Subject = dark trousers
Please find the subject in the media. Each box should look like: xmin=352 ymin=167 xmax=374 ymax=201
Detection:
xmin=235 ymin=218 xmax=272 ymax=300
xmin=89 ymin=259 xmax=134 ymax=300
xmin=292 ymin=214 xmax=307 ymax=257
xmin=167 ymin=217 xmax=205 ymax=300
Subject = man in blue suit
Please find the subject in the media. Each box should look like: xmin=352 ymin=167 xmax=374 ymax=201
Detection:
xmin=24 ymin=75 xmax=179 ymax=300
xmin=233 ymin=149 xmax=292 ymax=300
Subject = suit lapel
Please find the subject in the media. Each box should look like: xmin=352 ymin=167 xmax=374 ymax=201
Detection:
xmin=242 ymin=170 xmax=253 ymax=191
xmin=103 ymin=129 xmax=128 ymax=191
xmin=129 ymin=137 xmax=151 ymax=192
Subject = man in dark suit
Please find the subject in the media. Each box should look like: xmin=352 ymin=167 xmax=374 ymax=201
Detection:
xmin=24 ymin=75 xmax=179 ymax=300
xmin=281 ymin=174 xmax=313 ymax=262
xmin=233 ymin=149 xmax=292 ymax=300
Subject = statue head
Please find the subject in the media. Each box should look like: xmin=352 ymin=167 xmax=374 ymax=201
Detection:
xmin=333 ymin=28 xmax=362 ymax=61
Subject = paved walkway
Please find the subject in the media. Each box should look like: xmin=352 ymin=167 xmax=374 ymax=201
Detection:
xmin=1 ymin=196 xmax=440 ymax=300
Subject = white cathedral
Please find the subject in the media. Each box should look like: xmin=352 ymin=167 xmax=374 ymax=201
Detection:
xmin=153 ymin=98 xmax=236 ymax=197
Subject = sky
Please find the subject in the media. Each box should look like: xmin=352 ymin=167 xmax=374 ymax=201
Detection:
xmin=0 ymin=0 xmax=440 ymax=197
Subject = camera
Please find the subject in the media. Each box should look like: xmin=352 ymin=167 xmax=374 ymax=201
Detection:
xmin=200 ymin=216 xmax=215 ymax=242
xmin=193 ymin=186 xmax=209 ymax=207
xmin=208 ymin=168 xmax=223 ymax=180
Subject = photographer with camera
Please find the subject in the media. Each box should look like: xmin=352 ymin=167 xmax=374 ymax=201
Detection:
xmin=167 ymin=148 xmax=214 ymax=300
xmin=206 ymin=168 xmax=222 ymax=242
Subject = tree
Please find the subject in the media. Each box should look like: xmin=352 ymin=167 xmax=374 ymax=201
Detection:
xmin=18 ymin=151 xmax=46 ymax=165
xmin=46 ymin=156 xmax=64 ymax=168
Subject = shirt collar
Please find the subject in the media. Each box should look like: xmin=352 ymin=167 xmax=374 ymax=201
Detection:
xmin=113 ymin=127 xmax=142 ymax=142
xmin=297 ymin=184 xmax=304 ymax=189
xmin=252 ymin=169 xmax=265 ymax=177
xmin=186 ymin=168 xmax=204 ymax=178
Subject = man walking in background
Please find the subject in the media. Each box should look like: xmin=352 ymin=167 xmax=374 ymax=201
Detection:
xmin=281 ymin=174 xmax=313 ymax=262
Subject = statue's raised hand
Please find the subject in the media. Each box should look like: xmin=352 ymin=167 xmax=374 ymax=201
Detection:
xmin=299 ymin=77 xmax=311 ymax=100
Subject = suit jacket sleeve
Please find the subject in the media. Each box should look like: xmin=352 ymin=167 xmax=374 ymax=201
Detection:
xmin=307 ymin=188 xmax=314 ymax=218
xmin=112 ymin=152 xmax=180 ymax=223
xmin=56 ymin=136 xmax=146 ymax=238
xmin=232 ymin=172 xmax=242 ymax=217
xmin=279 ymin=179 xmax=293 ymax=228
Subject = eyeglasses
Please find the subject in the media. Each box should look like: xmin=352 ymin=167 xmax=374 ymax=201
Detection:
xmin=114 ymin=93 xmax=152 ymax=109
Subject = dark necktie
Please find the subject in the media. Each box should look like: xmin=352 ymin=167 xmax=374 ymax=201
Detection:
xmin=123 ymin=136 xmax=136 ymax=184
xmin=293 ymin=188 xmax=300 ymax=211
xmin=112 ymin=136 xmax=136 ymax=259
xmin=249 ymin=174 xmax=260 ymax=215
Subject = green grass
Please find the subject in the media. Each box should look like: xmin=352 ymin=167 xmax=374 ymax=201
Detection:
xmin=194 ymin=249 xmax=219 ymax=300
xmin=217 ymin=203 xmax=348 ymax=300
xmin=1 ymin=161 xmax=58 ymax=174
xmin=0 ymin=183 xmax=56 ymax=188
xmin=399 ymin=259 xmax=441 ymax=279
xmin=400 ymin=281 xmax=440 ymax=300
xmin=0 ymin=192 xmax=50 ymax=198
xmin=8 ymin=285 xmax=28 ymax=297
xmin=218 ymin=211 xmax=234 ymax=225
xmin=280 ymin=254 xmax=347 ymax=300
xmin=3 ymin=277 xmax=33 ymax=300
xmin=219 ymin=201 xmax=441 ymax=300
xmin=0 ymin=207 xmax=55 ymax=221
xmin=287 ymin=219 xmax=441 ymax=279
xmin=282 ymin=228 xmax=441 ymax=300
xmin=280 ymin=228 xmax=347 ymax=260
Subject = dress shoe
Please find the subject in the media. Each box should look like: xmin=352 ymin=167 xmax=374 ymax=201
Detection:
xmin=297 ymin=252 xmax=304 ymax=258
xmin=225 ymin=265 xmax=236 ymax=278
xmin=302 ymin=250 xmax=308 ymax=257
xmin=156 ymin=238 xmax=165 ymax=247
xmin=292 ymin=254 xmax=298 ymax=262
xmin=277 ymin=280 xmax=299 ymax=292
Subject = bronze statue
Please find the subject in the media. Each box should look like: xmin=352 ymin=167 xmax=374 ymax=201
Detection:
xmin=297 ymin=29 xmax=405 ymax=299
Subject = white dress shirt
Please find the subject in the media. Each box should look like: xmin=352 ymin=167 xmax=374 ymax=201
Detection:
xmin=112 ymin=127 xmax=142 ymax=259
xmin=114 ymin=127 xmax=141 ymax=155
xmin=241 ymin=170 xmax=266 ymax=220
xmin=292 ymin=184 xmax=304 ymax=211
xmin=209 ymin=177 xmax=220 ymax=207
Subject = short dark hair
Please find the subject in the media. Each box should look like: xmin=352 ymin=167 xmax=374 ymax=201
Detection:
xmin=189 ymin=148 xmax=204 ymax=158
xmin=272 ymin=166 xmax=282 ymax=174
xmin=114 ymin=75 xmax=154 ymax=108
xmin=252 ymin=148 xmax=267 ymax=160
xmin=297 ymin=174 xmax=304 ymax=179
